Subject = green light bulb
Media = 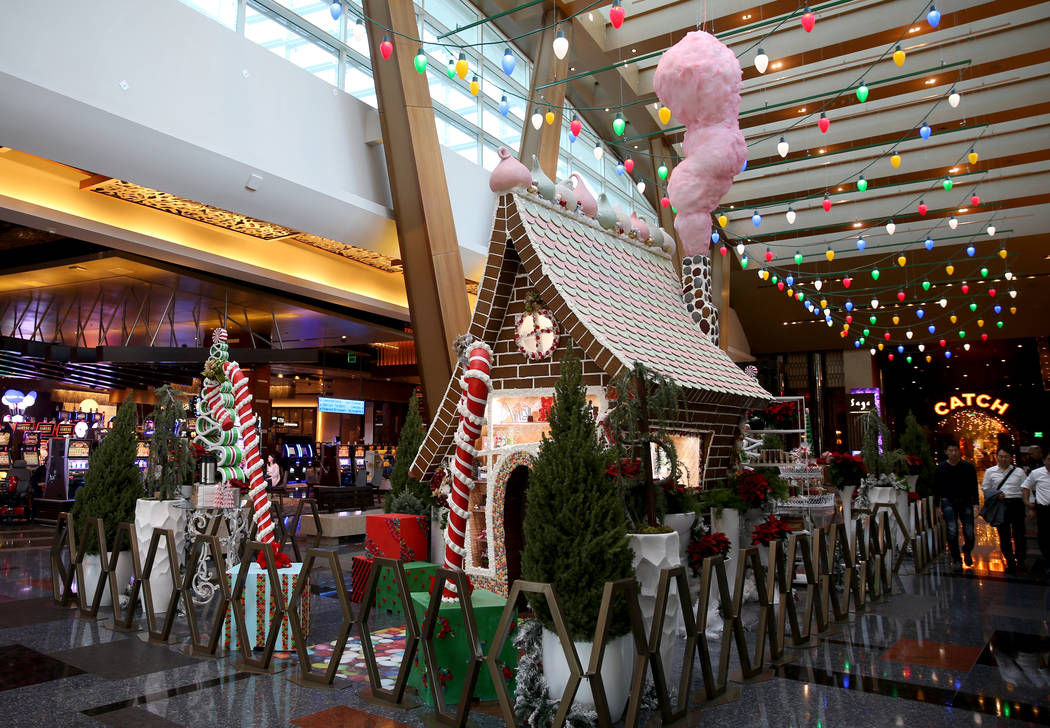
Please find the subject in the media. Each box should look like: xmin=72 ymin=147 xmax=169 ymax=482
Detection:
xmin=863 ymin=328 xmax=871 ymax=337
xmin=857 ymin=176 xmax=868 ymax=192
xmin=869 ymin=315 xmax=877 ymax=325
xmin=414 ymin=48 xmax=428 ymax=74
xmin=794 ymin=251 xmax=803 ymax=265
xmin=871 ymin=268 xmax=880 ymax=280
xmin=943 ymin=177 xmax=953 ymax=191
xmin=969 ymin=302 xmax=977 ymax=312
xmin=980 ymin=267 xmax=989 ymax=278
xmin=657 ymin=163 xmax=669 ymax=181
xmin=922 ymin=280 xmax=931 ymax=291
xmin=856 ymin=84 xmax=869 ymax=103
xmin=612 ymin=113 xmax=626 ymax=137
xmin=997 ymin=320 xmax=1004 ymax=328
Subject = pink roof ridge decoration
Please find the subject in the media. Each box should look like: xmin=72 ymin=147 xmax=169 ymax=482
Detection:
xmin=488 ymin=147 xmax=531 ymax=193
xmin=570 ymin=173 xmax=598 ymax=217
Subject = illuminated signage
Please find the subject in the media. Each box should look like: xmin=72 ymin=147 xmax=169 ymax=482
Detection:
xmin=934 ymin=393 xmax=1009 ymax=416
xmin=317 ymin=397 xmax=365 ymax=415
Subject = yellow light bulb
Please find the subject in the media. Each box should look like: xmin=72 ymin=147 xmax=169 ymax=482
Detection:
xmin=999 ymin=248 xmax=1008 ymax=259
xmin=977 ymin=319 xmax=984 ymax=327
xmin=717 ymin=214 xmax=728 ymax=228
xmin=820 ymin=299 xmax=828 ymax=309
xmin=893 ymin=47 xmax=906 ymax=67
xmin=456 ymin=56 xmax=469 ymax=79
xmin=787 ymin=288 xmax=794 ymax=297
xmin=469 ymin=77 xmax=480 ymax=96
xmin=892 ymin=315 xmax=900 ymax=325
xmin=891 ymin=153 xmax=901 ymax=169
xmin=878 ymin=343 xmax=885 ymax=351
xmin=658 ymin=106 xmax=672 ymax=125
xmin=945 ymin=264 xmax=955 ymax=276
xmin=926 ymin=355 xmax=932 ymax=362
xmin=968 ymin=150 xmax=978 ymax=165
xmin=1010 ymin=307 xmax=1017 ymax=315
xmin=826 ymin=248 xmax=835 ymax=262
xmin=843 ymin=323 xmax=850 ymax=331
xmin=897 ymin=254 xmax=907 ymax=267
xmin=545 ymin=110 xmax=555 ymax=125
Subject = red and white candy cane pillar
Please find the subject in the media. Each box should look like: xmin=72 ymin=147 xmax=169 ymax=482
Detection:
xmin=442 ymin=341 xmax=493 ymax=600
xmin=223 ymin=360 xmax=274 ymax=545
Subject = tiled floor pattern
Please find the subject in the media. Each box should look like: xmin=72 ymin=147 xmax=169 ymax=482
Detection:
xmin=0 ymin=522 xmax=1047 ymax=727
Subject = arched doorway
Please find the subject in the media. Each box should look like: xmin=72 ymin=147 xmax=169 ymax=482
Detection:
xmin=503 ymin=466 xmax=530 ymax=594
xmin=936 ymin=408 xmax=1016 ymax=470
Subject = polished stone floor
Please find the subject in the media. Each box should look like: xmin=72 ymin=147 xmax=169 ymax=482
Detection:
xmin=0 ymin=514 xmax=1046 ymax=727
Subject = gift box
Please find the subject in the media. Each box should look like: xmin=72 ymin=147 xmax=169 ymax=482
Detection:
xmin=365 ymin=513 xmax=429 ymax=561
xmin=407 ymin=588 xmax=517 ymax=706
xmin=222 ymin=562 xmax=310 ymax=652
xmin=374 ymin=560 xmax=437 ymax=616
xmin=350 ymin=554 xmax=372 ymax=604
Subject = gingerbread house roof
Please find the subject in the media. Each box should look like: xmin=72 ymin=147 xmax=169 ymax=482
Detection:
xmin=410 ymin=191 xmax=770 ymax=481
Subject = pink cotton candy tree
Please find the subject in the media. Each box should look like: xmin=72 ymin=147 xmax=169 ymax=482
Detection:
xmin=653 ymin=31 xmax=747 ymax=257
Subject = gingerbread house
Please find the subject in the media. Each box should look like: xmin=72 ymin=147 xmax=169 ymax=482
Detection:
xmin=410 ymin=189 xmax=770 ymax=596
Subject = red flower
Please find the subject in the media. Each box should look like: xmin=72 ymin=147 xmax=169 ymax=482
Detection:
xmin=686 ymin=532 xmax=731 ymax=575
xmin=751 ymin=515 xmax=793 ymax=546
xmin=255 ymin=542 xmax=292 ymax=569
xmin=735 ymin=471 xmax=772 ymax=509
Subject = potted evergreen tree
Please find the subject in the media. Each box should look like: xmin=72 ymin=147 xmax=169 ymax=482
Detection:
xmin=521 ymin=346 xmax=636 ymax=718
xmin=135 ymin=385 xmax=196 ymax=613
xmin=384 ymin=391 xmax=440 ymax=557
xmin=71 ymin=397 xmax=142 ymax=607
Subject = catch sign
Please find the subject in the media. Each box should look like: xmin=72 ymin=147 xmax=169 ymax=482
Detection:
xmin=933 ymin=393 xmax=1009 ymax=416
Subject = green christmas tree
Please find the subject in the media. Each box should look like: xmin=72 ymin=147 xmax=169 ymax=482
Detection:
xmin=145 ymin=385 xmax=196 ymax=500
xmin=385 ymin=390 xmax=432 ymax=513
xmin=521 ymin=345 xmax=636 ymax=640
xmin=71 ymin=397 xmax=143 ymax=554
xmin=900 ymin=411 xmax=935 ymax=496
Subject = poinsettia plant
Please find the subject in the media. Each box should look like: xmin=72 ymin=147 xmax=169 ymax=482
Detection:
xmin=729 ymin=467 xmax=790 ymax=510
xmin=763 ymin=400 xmax=798 ymax=429
xmin=686 ymin=532 xmax=731 ymax=576
xmin=751 ymin=515 xmax=793 ymax=546
xmin=818 ymin=451 xmax=868 ymax=490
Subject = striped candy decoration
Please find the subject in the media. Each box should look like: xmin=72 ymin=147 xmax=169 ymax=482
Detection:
xmin=442 ymin=341 xmax=493 ymax=600
xmin=195 ymin=330 xmax=245 ymax=501
xmin=223 ymin=358 xmax=273 ymax=543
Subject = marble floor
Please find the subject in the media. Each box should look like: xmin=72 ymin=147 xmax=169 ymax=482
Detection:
xmin=0 ymin=515 xmax=1046 ymax=728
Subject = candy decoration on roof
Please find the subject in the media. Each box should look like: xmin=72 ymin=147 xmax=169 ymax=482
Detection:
xmin=555 ymin=178 xmax=577 ymax=210
xmin=442 ymin=337 xmax=493 ymax=600
xmin=530 ymin=155 xmax=556 ymax=201
xmin=488 ymin=147 xmax=532 ymax=193
xmin=609 ymin=0 xmax=625 ymax=28
xmin=596 ymin=192 xmax=617 ymax=230
xmin=653 ymin=30 xmax=747 ymax=256
xmin=380 ymin=35 xmax=393 ymax=60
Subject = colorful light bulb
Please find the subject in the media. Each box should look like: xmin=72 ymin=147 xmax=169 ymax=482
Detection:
xmin=786 ymin=207 xmax=796 ymax=224
xmin=502 ymin=48 xmax=516 ymax=76
xmin=380 ymin=35 xmax=394 ymax=60
xmin=658 ymin=106 xmax=671 ymax=125
xmin=754 ymin=48 xmax=769 ymax=74
xmin=856 ymin=82 xmax=869 ymax=103
xmin=456 ymin=52 xmax=469 ymax=79
xmin=609 ymin=0 xmax=625 ymax=28
xmin=893 ymin=45 xmax=906 ymax=67
xmin=612 ymin=113 xmax=626 ymax=136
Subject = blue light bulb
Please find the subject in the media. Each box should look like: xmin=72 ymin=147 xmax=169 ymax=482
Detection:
xmin=615 ymin=163 xmax=625 ymax=176
xmin=741 ymin=158 xmax=748 ymax=173
xmin=966 ymin=245 xmax=976 ymax=257
xmin=925 ymin=237 xmax=934 ymax=251
xmin=945 ymin=351 xmax=952 ymax=359
xmin=711 ymin=231 xmax=720 ymax=244
xmin=855 ymin=340 xmax=862 ymax=348
xmin=752 ymin=211 xmax=762 ymax=227
xmin=498 ymin=96 xmax=509 ymax=117
xmin=786 ymin=275 xmax=794 ymax=286
xmin=898 ymin=345 xmax=904 ymax=353
xmin=920 ymin=123 xmax=932 ymax=140
xmin=856 ymin=237 xmax=866 ymax=251
xmin=927 ymin=6 xmax=941 ymax=27
xmin=928 ymin=324 xmax=936 ymax=334
xmin=845 ymin=300 xmax=854 ymax=311
xmin=502 ymin=48 xmax=516 ymax=76
xmin=917 ymin=308 xmax=925 ymax=319
xmin=994 ymin=304 xmax=1002 ymax=314
xmin=329 ymin=1 xmax=341 ymax=20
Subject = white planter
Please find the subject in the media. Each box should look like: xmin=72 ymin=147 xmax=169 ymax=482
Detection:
xmin=905 ymin=475 xmax=919 ymax=492
xmin=841 ymin=486 xmax=856 ymax=551
xmin=80 ymin=551 xmax=133 ymax=607
xmin=663 ymin=512 xmax=695 ymax=564
xmin=711 ymin=508 xmax=741 ymax=592
xmin=628 ymin=531 xmax=680 ymax=680
xmin=134 ymin=499 xmax=186 ymax=613
xmin=430 ymin=515 xmax=445 ymax=564
xmin=541 ymin=628 xmax=632 ymax=719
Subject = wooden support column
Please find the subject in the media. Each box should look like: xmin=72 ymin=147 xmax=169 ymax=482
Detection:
xmin=718 ymin=253 xmax=732 ymax=354
xmin=518 ymin=8 xmax=568 ymax=179
xmin=363 ymin=0 xmax=470 ymax=420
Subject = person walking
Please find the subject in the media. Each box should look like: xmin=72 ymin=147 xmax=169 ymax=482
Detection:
xmin=983 ymin=447 xmax=1029 ymax=574
xmin=934 ymin=443 xmax=978 ymax=569
xmin=1022 ymin=450 xmax=1050 ymax=580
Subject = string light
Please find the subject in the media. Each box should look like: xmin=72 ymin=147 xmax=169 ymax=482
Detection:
xmin=552 ymin=26 xmax=569 ymax=60
xmin=736 ymin=242 xmax=746 ymax=256
xmin=987 ymin=224 xmax=996 ymax=236
xmin=893 ymin=45 xmax=906 ymax=66
xmin=414 ymin=47 xmax=428 ymax=74
xmin=856 ymin=236 xmax=866 ymax=251
xmin=925 ymin=236 xmax=935 ymax=251
xmin=353 ymin=19 xmax=366 ymax=42
xmin=752 ymin=211 xmax=762 ymax=227
xmin=927 ymin=5 xmax=941 ymax=27
xmin=777 ymin=137 xmax=789 ymax=158
xmin=329 ymin=1 xmax=341 ymax=20
xmin=949 ymin=87 xmax=961 ymax=107
xmin=755 ymin=48 xmax=769 ymax=73
xmin=822 ymin=193 xmax=832 ymax=212
xmin=968 ymin=148 xmax=978 ymax=164
xmin=658 ymin=106 xmax=672 ymax=125
xmin=825 ymin=247 xmax=834 ymax=262
xmin=609 ymin=0 xmax=626 ymax=28
xmin=380 ymin=35 xmax=394 ymax=60
xmin=502 ymin=48 xmax=516 ymax=75
xmin=856 ymin=81 xmax=869 ymax=103
xmin=801 ymin=5 xmax=816 ymax=32
xmin=818 ymin=113 xmax=830 ymax=133
xmin=886 ymin=221 xmax=896 ymax=235
xmin=612 ymin=113 xmax=626 ymax=136
xmin=531 ymin=109 xmax=543 ymax=130
xmin=948 ymin=215 xmax=958 ymax=229
xmin=446 ymin=57 xmax=456 ymax=79
xmin=857 ymin=175 xmax=868 ymax=192
xmin=470 ymin=75 xmax=480 ymax=96
xmin=593 ymin=142 xmax=603 ymax=160
xmin=891 ymin=152 xmax=902 ymax=169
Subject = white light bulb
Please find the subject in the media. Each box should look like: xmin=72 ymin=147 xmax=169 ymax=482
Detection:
xmin=754 ymin=48 xmax=769 ymax=74
xmin=636 ymin=181 xmax=645 ymax=194
xmin=948 ymin=216 xmax=958 ymax=230
xmin=593 ymin=143 xmax=603 ymax=160
xmin=786 ymin=207 xmax=796 ymax=224
xmin=1009 ymin=290 xmax=1017 ymax=299
xmin=885 ymin=221 xmax=896 ymax=235
xmin=870 ymin=348 xmax=877 ymax=356
xmin=353 ymin=19 xmax=366 ymax=42
xmin=919 ymin=344 xmax=925 ymax=352
xmin=987 ymin=225 xmax=996 ymax=236
xmin=939 ymin=298 xmax=948 ymax=308
xmin=948 ymin=89 xmax=961 ymax=108
xmin=871 ymin=298 xmax=879 ymax=309
xmin=906 ymin=330 xmax=913 ymax=339
xmin=777 ymin=137 xmax=789 ymax=158
xmin=757 ymin=269 xmax=765 ymax=279
xmin=827 ymin=319 xmax=834 ymax=327
xmin=736 ymin=242 xmax=745 ymax=256
xmin=1005 ymin=271 xmax=1013 ymax=281
xmin=552 ymin=28 xmax=569 ymax=60
xmin=964 ymin=343 xmax=971 ymax=351
xmin=814 ymin=279 xmax=823 ymax=291
xmin=531 ymin=111 xmax=543 ymax=130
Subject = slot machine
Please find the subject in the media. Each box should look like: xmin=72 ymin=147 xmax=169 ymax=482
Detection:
xmin=337 ymin=444 xmax=354 ymax=485
xmin=66 ymin=438 xmax=93 ymax=497
xmin=0 ymin=431 xmax=11 ymax=471
xmin=135 ymin=441 xmax=150 ymax=473
xmin=19 ymin=426 xmax=40 ymax=469
xmin=354 ymin=445 xmax=367 ymax=487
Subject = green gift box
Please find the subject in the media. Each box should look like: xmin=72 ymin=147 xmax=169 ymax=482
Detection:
xmin=374 ymin=560 xmax=437 ymax=616
xmin=407 ymin=588 xmax=517 ymax=706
